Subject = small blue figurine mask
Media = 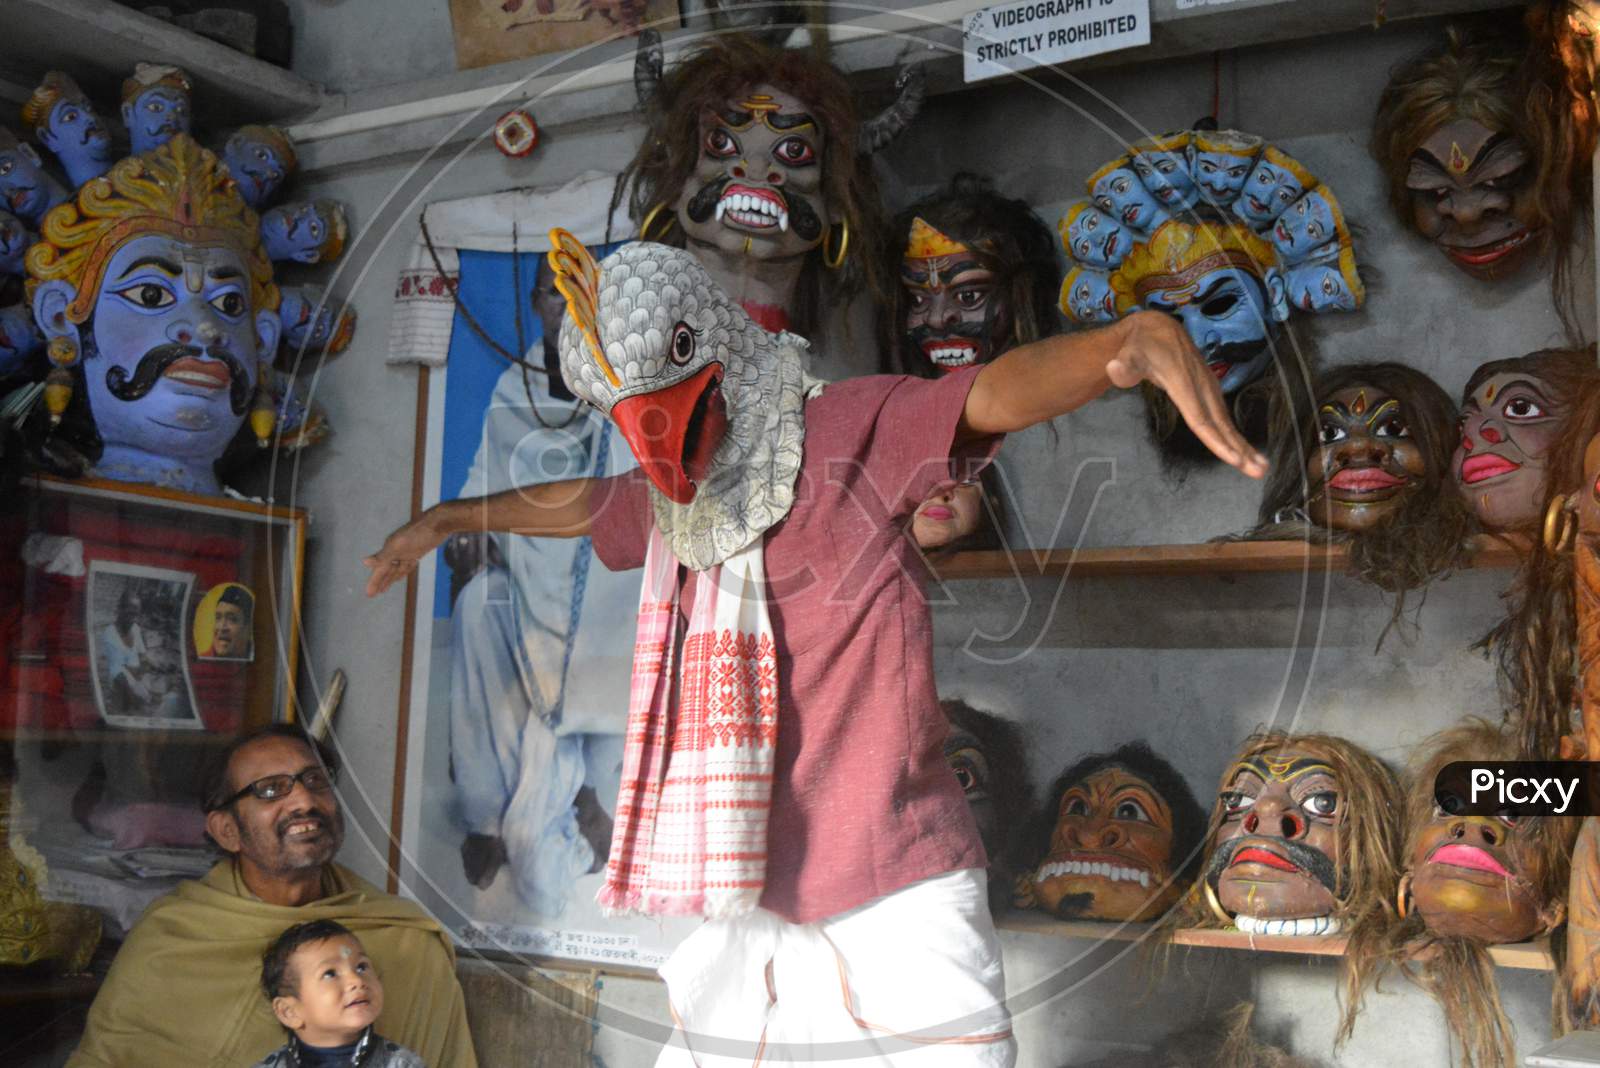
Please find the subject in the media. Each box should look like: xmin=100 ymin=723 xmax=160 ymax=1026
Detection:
xmin=1087 ymin=159 xmax=1169 ymax=236
xmin=1188 ymin=130 xmax=1262 ymax=207
xmin=24 ymin=72 xmax=114 ymax=189
xmin=1284 ymin=247 xmax=1364 ymax=313
xmin=0 ymin=129 xmax=68 ymax=227
xmin=1059 ymin=202 xmax=1130 ymax=270
xmin=261 ymin=200 xmax=346 ymax=265
xmin=120 ymin=64 xmax=194 ymax=156
xmin=1270 ymin=188 xmax=1346 ymax=265
xmin=1058 ymin=267 xmax=1118 ymax=325
xmin=0 ymin=303 xmax=44 ymax=377
xmin=223 ymin=125 xmax=296 ymax=210
xmin=278 ymin=285 xmax=356 ymax=356
xmin=0 ymin=210 xmax=35 ymax=276
xmin=1233 ymin=146 xmax=1316 ymax=230
xmin=1129 ymin=134 xmax=1201 ymax=213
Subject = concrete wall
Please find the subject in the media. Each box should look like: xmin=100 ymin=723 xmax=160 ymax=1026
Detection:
xmin=280 ymin=13 xmax=1588 ymax=1066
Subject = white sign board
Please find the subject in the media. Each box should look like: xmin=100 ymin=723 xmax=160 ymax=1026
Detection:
xmin=963 ymin=0 xmax=1151 ymax=84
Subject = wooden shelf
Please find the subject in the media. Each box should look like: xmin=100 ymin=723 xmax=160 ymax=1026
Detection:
xmin=997 ymin=912 xmax=1555 ymax=971
xmin=284 ymin=0 xmax=1512 ymax=174
xmin=0 ymin=0 xmax=326 ymax=125
xmin=932 ymin=535 xmax=1527 ymax=581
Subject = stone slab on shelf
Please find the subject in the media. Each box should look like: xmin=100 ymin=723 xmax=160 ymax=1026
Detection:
xmin=932 ymin=534 xmax=1526 ymax=581
xmin=0 ymin=0 xmax=326 ymax=125
xmin=997 ymin=911 xmax=1554 ymax=970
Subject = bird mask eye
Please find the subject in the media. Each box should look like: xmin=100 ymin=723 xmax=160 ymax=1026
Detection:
xmin=669 ymin=321 xmax=697 ymax=366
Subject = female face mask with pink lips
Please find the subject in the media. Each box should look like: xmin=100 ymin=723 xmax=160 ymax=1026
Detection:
xmin=912 ymin=481 xmax=985 ymax=549
xmin=1452 ymin=368 xmax=1566 ymax=531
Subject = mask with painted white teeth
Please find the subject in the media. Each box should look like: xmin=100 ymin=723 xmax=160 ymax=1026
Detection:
xmin=676 ymin=84 xmax=829 ymax=267
xmin=1197 ymin=733 xmax=1401 ymax=935
xmin=1028 ymin=743 xmax=1205 ymax=922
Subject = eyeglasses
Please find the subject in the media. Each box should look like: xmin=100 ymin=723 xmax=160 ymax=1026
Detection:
xmin=210 ymin=766 xmax=337 ymax=811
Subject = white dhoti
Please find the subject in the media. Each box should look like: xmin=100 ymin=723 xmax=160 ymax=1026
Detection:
xmin=656 ymin=869 xmax=1014 ymax=1068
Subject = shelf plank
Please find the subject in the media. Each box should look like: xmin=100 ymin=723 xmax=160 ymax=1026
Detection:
xmin=1 ymin=0 xmax=326 ymax=127
xmin=285 ymin=0 xmax=1512 ymax=174
xmin=996 ymin=912 xmax=1555 ymax=971
xmin=932 ymin=535 xmax=1527 ymax=581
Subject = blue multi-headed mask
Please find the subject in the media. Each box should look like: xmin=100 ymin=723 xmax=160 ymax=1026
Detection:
xmin=27 ymin=136 xmax=281 ymax=495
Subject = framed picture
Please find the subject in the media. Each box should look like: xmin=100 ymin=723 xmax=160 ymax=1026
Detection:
xmin=447 ymin=0 xmax=680 ymax=70
xmin=3 ymin=475 xmax=306 ymax=736
xmin=1 ymin=475 xmax=308 ymax=935
xmin=396 ymin=231 xmax=693 ymax=970
xmin=86 ymin=560 xmax=203 ymax=730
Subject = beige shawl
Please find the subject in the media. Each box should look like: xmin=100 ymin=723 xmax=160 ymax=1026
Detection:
xmin=68 ymin=860 xmax=478 ymax=1068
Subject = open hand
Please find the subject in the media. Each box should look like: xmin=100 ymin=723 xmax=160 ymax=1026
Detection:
xmin=1105 ymin=311 xmax=1268 ymax=478
xmin=363 ymin=511 xmax=445 ymax=597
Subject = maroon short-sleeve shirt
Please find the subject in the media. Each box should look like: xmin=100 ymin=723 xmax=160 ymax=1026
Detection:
xmin=587 ymin=366 xmax=998 ymax=924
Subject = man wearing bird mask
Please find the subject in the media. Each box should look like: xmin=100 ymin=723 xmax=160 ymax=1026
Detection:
xmin=365 ymin=233 xmax=1265 ymax=1065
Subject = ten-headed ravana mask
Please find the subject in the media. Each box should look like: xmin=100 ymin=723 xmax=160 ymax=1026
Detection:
xmin=1058 ymin=130 xmax=1365 ymax=399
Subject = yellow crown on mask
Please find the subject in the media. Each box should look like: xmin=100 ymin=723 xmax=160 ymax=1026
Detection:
xmin=903 ymin=217 xmax=969 ymax=260
xmin=1191 ymin=128 xmax=1263 ymax=157
xmin=546 ymin=228 xmax=618 ymax=387
xmin=25 ymin=133 xmax=276 ymax=322
xmin=1109 ymin=218 xmax=1275 ymax=312
xmin=1256 ymin=145 xmax=1317 ymax=190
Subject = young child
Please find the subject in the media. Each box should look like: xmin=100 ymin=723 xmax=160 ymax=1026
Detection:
xmin=253 ymin=919 xmax=426 ymax=1068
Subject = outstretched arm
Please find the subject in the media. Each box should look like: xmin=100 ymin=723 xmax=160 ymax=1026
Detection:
xmin=960 ymin=311 xmax=1268 ymax=478
xmin=363 ymin=478 xmax=597 ymax=597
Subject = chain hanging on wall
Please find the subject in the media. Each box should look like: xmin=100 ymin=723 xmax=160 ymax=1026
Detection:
xmin=418 ymin=213 xmax=583 ymax=430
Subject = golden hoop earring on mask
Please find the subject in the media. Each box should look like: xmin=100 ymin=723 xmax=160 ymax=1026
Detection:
xmin=1203 ymin=880 xmax=1233 ymax=926
xmin=822 ymin=220 xmax=850 ymax=270
xmin=46 ymin=335 xmax=79 ymax=368
xmin=639 ymin=202 xmax=676 ymax=242
xmin=1395 ymin=872 xmax=1411 ymax=919
xmin=1544 ymin=493 xmax=1577 ymax=553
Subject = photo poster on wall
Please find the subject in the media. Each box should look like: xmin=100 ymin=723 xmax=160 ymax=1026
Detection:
xmin=399 ymin=229 xmax=695 ymax=970
xmin=448 ymin=0 xmax=681 ymax=70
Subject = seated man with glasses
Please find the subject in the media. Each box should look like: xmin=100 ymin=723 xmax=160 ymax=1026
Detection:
xmin=68 ymin=725 xmax=479 ymax=1068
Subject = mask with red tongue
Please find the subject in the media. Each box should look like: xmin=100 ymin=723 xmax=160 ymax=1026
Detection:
xmin=550 ymin=231 xmax=819 ymax=571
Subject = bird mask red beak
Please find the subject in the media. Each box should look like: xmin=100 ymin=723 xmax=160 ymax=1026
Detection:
xmin=609 ymin=363 xmax=728 ymax=504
